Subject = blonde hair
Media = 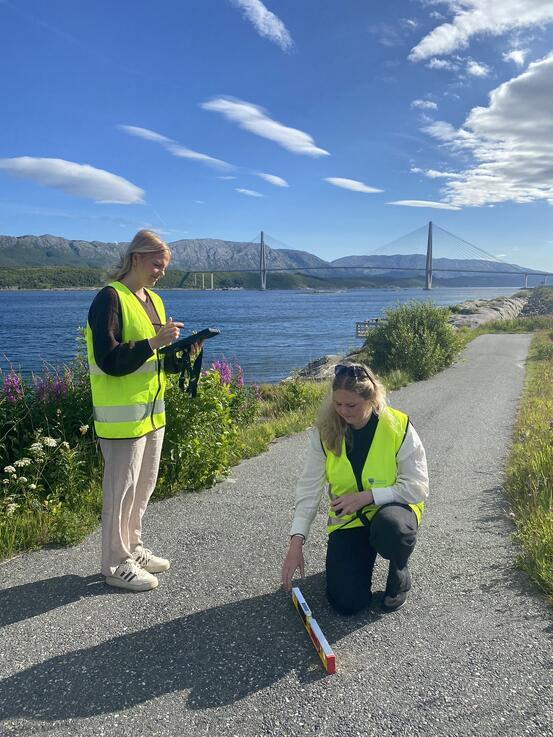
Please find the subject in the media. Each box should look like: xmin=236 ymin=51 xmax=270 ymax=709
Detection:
xmin=316 ymin=362 xmax=387 ymax=455
xmin=105 ymin=229 xmax=171 ymax=282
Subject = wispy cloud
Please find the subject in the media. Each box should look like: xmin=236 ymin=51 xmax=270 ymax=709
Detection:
xmin=202 ymin=97 xmax=330 ymax=157
xmin=411 ymin=167 xmax=464 ymax=179
xmin=503 ymin=49 xmax=528 ymax=66
xmin=466 ymin=59 xmax=491 ymax=77
xmin=256 ymin=172 xmax=289 ymax=187
xmin=388 ymin=199 xmax=461 ymax=210
xmin=411 ymin=1 xmax=553 ymax=61
xmin=217 ymin=175 xmax=237 ymax=180
xmin=411 ymin=99 xmax=438 ymax=110
xmin=421 ymin=53 xmax=553 ymax=207
xmin=0 ymin=157 xmax=144 ymax=204
xmin=236 ymin=187 xmax=264 ymax=197
xmin=325 ymin=177 xmax=383 ymax=193
xmin=229 ymin=0 xmax=293 ymax=51
xmin=119 ymin=124 xmax=234 ymax=171
xmin=426 ymin=57 xmax=459 ymax=71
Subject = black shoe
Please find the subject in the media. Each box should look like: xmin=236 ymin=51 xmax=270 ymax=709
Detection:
xmin=381 ymin=565 xmax=411 ymax=612
xmin=381 ymin=590 xmax=408 ymax=612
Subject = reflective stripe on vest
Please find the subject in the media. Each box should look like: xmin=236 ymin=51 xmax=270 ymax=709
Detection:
xmin=323 ymin=407 xmax=424 ymax=533
xmin=86 ymin=281 xmax=167 ymax=439
xmin=93 ymin=399 xmax=166 ymax=424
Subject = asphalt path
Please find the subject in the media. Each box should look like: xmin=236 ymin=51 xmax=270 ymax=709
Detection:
xmin=1 ymin=333 xmax=552 ymax=737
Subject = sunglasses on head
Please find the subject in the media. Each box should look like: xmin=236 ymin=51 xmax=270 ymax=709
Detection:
xmin=334 ymin=364 xmax=371 ymax=381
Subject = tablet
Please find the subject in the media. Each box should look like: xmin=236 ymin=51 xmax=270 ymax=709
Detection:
xmin=159 ymin=327 xmax=220 ymax=355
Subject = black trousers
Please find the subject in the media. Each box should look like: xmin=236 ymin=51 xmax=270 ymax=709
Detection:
xmin=325 ymin=503 xmax=418 ymax=615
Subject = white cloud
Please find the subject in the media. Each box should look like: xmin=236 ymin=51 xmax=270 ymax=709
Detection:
xmin=427 ymin=57 xmax=459 ymax=70
xmin=411 ymin=1 xmax=553 ymax=61
xmin=0 ymin=157 xmax=144 ymax=204
xmin=410 ymin=166 xmax=463 ymax=179
xmin=167 ymin=144 xmax=233 ymax=170
xmin=202 ymin=97 xmax=329 ymax=157
xmin=495 ymin=253 xmax=507 ymax=258
xmin=236 ymin=187 xmax=264 ymax=197
xmin=256 ymin=172 xmax=289 ymax=187
xmin=503 ymin=49 xmax=527 ymax=66
xmin=388 ymin=199 xmax=461 ymax=210
xmin=422 ymin=53 xmax=553 ymax=207
xmin=118 ymin=125 xmax=172 ymax=145
xmin=466 ymin=59 xmax=491 ymax=77
xmin=119 ymin=124 xmax=234 ymax=170
xmin=325 ymin=177 xmax=383 ymax=193
xmin=217 ymin=175 xmax=237 ymax=180
xmin=229 ymin=0 xmax=293 ymax=51
xmin=411 ymin=99 xmax=438 ymax=110
xmin=400 ymin=18 xmax=419 ymax=30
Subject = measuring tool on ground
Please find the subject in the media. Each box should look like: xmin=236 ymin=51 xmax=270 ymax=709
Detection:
xmin=291 ymin=587 xmax=336 ymax=674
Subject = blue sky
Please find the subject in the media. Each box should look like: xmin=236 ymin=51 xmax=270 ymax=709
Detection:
xmin=1 ymin=0 xmax=553 ymax=269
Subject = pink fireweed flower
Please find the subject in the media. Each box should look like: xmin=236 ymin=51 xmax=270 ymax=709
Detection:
xmin=3 ymin=371 xmax=23 ymax=403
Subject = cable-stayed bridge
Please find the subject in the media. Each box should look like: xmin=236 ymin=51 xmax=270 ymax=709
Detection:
xmin=185 ymin=222 xmax=552 ymax=290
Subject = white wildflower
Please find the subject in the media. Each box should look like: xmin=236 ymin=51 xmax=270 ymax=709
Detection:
xmin=3 ymin=466 xmax=16 ymax=474
xmin=42 ymin=437 xmax=58 ymax=447
xmin=14 ymin=458 xmax=32 ymax=467
xmin=3 ymin=479 xmax=10 ymax=485
xmin=28 ymin=483 xmax=37 ymax=490
xmin=60 ymin=441 xmax=70 ymax=450
xmin=79 ymin=424 xmax=89 ymax=435
xmin=18 ymin=476 xmax=28 ymax=483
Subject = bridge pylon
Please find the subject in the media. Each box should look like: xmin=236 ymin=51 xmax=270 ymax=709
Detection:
xmin=424 ymin=221 xmax=433 ymax=290
xmin=260 ymin=231 xmax=267 ymax=290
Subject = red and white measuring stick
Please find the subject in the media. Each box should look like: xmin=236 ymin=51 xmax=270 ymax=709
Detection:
xmin=291 ymin=587 xmax=336 ymax=675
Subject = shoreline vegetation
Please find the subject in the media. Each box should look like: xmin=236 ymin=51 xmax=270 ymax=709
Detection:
xmin=1 ymin=289 xmax=552 ymax=607
xmin=0 ymin=265 xmax=533 ymax=291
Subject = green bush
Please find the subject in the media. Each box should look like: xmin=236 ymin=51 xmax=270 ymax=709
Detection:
xmin=159 ymin=371 xmax=236 ymax=493
xmin=533 ymin=342 xmax=553 ymax=361
xmin=361 ymin=301 xmax=462 ymax=380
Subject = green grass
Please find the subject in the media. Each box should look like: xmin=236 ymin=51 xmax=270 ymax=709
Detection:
xmin=504 ymin=332 xmax=553 ymax=603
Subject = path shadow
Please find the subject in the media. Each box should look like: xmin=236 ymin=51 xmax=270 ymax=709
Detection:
xmin=0 ymin=574 xmax=125 ymax=628
xmin=0 ymin=574 xmax=382 ymax=721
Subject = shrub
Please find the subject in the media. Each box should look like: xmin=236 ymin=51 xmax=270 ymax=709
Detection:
xmin=159 ymin=371 xmax=236 ymax=493
xmin=361 ymin=301 xmax=462 ymax=380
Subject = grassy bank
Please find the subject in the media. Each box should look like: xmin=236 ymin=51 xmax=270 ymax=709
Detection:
xmin=504 ymin=331 xmax=553 ymax=603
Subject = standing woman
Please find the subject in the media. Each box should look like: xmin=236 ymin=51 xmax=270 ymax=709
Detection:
xmin=86 ymin=230 xmax=182 ymax=592
xmin=281 ymin=363 xmax=429 ymax=613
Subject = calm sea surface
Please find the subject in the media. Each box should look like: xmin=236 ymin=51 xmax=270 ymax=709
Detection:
xmin=0 ymin=287 xmax=519 ymax=383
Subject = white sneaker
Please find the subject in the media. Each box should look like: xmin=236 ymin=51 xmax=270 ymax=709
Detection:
xmin=105 ymin=558 xmax=159 ymax=592
xmin=132 ymin=545 xmax=171 ymax=573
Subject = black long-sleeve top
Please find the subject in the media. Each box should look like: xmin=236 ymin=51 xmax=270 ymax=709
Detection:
xmin=88 ymin=286 xmax=179 ymax=376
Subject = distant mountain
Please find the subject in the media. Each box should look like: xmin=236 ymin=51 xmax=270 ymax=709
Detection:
xmin=0 ymin=234 xmax=328 ymax=272
xmin=331 ymin=253 xmax=540 ymax=278
xmin=0 ymin=234 xmax=544 ymax=286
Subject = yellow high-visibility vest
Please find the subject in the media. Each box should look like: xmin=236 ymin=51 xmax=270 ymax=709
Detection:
xmin=86 ymin=281 xmax=167 ymax=439
xmin=324 ymin=406 xmax=424 ymax=533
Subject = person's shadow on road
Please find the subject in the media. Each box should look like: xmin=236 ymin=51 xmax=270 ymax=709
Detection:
xmin=0 ymin=573 xmax=130 ymax=628
xmin=0 ymin=574 xmax=382 ymax=721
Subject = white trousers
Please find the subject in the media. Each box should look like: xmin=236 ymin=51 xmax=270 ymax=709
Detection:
xmin=99 ymin=427 xmax=165 ymax=576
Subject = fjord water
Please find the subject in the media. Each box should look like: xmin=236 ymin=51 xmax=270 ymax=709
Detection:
xmin=1 ymin=287 xmax=519 ymax=383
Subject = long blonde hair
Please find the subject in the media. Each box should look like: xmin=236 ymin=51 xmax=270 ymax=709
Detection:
xmin=105 ymin=229 xmax=171 ymax=282
xmin=316 ymin=362 xmax=387 ymax=455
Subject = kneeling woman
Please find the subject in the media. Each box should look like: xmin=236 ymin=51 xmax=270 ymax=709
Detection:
xmin=281 ymin=363 xmax=429 ymax=613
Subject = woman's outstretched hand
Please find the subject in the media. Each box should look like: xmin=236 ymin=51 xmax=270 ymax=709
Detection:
xmin=281 ymin=537 xmax=305 ymax=591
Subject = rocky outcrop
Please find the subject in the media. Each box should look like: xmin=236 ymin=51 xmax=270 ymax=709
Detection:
xmin=291 ymin=354 xmax=343 ymax=381
xmin=447 ymin=296 xmax=527 ymax=329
